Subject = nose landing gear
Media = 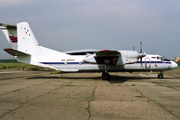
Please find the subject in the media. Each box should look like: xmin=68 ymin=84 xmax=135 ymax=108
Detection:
xmin=158 ymin=71 xmax=164 ymax=79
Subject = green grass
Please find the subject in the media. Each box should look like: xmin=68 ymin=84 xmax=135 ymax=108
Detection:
xmin=175 ymin=66 xmax=180 ymax=70
xmin=50 ymin=71 xmax=61 ymax=74
xmin=0 ymin=63 xmax=52 ymax=71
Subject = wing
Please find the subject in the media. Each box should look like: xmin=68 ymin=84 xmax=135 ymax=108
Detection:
xmin=65 ymin=49 xmax=99 ymax=55
xmin=83 ymin=50 xmax=120 ymax=65
xmin=95 ymin=50 xmax=120 ymax=65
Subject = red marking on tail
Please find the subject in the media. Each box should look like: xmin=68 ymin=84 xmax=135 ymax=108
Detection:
xmin=9 ymin=36 xmax=18 ymax=42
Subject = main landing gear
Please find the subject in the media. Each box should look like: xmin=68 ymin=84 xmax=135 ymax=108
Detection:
xmin=101 ymin=65 xmax=111 ymax=80
xmin=101 ymin=72 xmax=111 ymax=80
xmin=158 ymin=71 xmax=164 ymax=79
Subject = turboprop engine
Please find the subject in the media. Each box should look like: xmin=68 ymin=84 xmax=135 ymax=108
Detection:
xmin=83 ymin=50 xmax=146 ymax=65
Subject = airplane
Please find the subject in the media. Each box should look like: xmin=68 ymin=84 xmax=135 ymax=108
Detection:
xmin=0 ymin=22 xmax=178 ymax=80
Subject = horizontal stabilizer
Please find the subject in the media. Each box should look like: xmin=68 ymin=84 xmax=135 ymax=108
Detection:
xmin=4 ymin=48 xmax=30 ymax=56
xmin=0 ymin=23 xmax=16 ymax=28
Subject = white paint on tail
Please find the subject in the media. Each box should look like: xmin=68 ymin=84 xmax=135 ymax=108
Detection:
xmin=17 ymin=22 xmax=68 ymax=56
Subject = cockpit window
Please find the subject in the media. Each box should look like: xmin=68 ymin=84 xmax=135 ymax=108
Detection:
xmin=157 ymin=56 xmax=160 ymax=60
xmin=161 ymin=56 xmax=170 ymax=61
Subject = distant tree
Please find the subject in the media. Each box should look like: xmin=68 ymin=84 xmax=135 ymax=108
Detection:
xmin=0 ymin=59 xmax=18 ymax=63
xmin=177 ymin=60 xmax=180 ymax=66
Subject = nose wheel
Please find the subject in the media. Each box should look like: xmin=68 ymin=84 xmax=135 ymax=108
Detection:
xmin=158 ymin=72 xmax=164 ymax=79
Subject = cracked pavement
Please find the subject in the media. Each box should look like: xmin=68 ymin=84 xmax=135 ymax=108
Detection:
xmin=0 ymin=71 xmax=180 ymax=120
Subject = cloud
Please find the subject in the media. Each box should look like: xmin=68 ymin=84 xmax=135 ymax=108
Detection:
xmin=0 ymin=0 xmax=180 ymax=59
xmin=0 ymin=0 xmax=34 ymax=8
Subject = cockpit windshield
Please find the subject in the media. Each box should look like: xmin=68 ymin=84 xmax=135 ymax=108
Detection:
xmin=161 ymin=56 xmax=170 ymax=61
xmin=156 ymin=56 xmax=170 ymax=61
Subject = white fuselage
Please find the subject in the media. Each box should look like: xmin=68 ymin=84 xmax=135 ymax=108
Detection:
xmin=17 ymin=52 xmax=177 ymax=73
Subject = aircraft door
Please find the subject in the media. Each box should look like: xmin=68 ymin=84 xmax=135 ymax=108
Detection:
xmin=144 ymin=57 xmax=151 ymax=69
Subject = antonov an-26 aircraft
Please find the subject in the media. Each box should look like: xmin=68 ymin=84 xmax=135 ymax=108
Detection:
xmin=0 ymin=22 xmax=178 ymax=80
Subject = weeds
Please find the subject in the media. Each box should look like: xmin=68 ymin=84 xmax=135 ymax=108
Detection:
xmin=0 ymin=63 xmax=52 ymax=71
xmin=50 ymin=71 xmax=61 ymax=74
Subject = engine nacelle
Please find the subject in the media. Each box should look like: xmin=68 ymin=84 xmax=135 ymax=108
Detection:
xmin=83 ymin=50 xmax=142 ymax=65
xmin=116 ymin=51 xmax=139 ymax=65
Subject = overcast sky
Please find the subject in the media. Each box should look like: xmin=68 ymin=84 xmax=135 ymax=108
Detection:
xmin=0 ymin=0 xmax=180 ymax=59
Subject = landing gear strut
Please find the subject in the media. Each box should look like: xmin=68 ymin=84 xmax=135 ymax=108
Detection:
xmin=158 ymin=71 xmax=164 ymax=79
xmin=101 ymin=72 xmax=111 ymax=80
xmin=101 ymin=65 xmax=111 ymax=80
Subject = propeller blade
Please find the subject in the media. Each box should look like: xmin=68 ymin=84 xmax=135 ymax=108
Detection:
xmin=140 ymin=41 xmax=143 ymax=66
xmin=140 ymin=41 xmax=142 ymax=53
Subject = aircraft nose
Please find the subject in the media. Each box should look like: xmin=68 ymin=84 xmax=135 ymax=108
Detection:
xmin=171 ymin=61 xmax=178 ymax=69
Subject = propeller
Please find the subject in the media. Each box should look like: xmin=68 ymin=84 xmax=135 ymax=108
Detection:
xmin=139 ymin=41 xmax=146 ymax=65
xmin=140 ymin=41 xmax=142 ymax=53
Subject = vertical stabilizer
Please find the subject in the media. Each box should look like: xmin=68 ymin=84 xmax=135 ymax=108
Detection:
xmin=17 ymin=22 xmax=39 ymax=55
xmin=1 ymin=22 xmax=68 ymax=57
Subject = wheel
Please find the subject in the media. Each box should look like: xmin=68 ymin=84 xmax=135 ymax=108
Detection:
xmin=102 ymin=73 xmax=111 ymax=80
xmin=102 ymin=72 xmax=105 ymax=77
xmin=158 ymin=74 xmax=164 ymax=79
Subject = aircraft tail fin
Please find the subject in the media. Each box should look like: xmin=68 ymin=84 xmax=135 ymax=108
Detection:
xmin=1 ymin=22 xmax=66 ymax=56
xmin=1 ymin=22 xmax=68 ymax=70
xmin=17 ymin=22 xmax=40 ymax=55
xmin=0 ymin=22 xmax=38 ymax=55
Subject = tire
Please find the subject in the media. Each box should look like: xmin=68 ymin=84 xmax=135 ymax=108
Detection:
xmin=158 ymin=74 xmax=164 ymax=79
xmin=102 ymin=73 xmax=111 ymax=80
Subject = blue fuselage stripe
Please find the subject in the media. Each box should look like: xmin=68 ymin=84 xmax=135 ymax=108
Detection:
xmin=40 ymin=61 xmax=171 ymax=65
xmin=40 ymin=62 xmax=89 ymax=65
xmin=137 ymin=61 xmax=171 ymax=64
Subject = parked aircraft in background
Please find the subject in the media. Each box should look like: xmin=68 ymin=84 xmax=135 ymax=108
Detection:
xmin=0 ymin=22 xmax=178 ymax=80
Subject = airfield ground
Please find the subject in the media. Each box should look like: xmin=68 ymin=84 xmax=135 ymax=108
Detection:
xmin=0 ymin=70 xmax=180 ymax=120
